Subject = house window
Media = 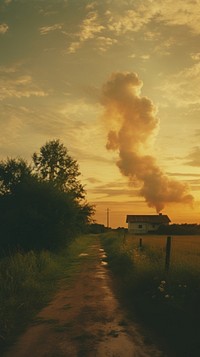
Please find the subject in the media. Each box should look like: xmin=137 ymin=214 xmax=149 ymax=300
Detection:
xmin=138 ymin=224 xmax=142 ymax=229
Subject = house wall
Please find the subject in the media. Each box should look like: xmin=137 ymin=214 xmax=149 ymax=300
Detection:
xmin=128 ymin=222 xmax=160 ymax=234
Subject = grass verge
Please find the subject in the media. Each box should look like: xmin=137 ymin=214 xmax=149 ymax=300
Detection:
xmin=100 ymin=231 xmax=200 ymax=357
xmin=0 ymin=234 xmax=95 ymax=353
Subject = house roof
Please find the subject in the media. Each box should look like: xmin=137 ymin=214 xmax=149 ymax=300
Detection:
xmin=126 ymin=214 xmax=171 ymax=224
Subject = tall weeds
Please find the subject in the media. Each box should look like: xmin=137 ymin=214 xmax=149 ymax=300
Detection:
xmin=0 ymin=234 xmax=94 ymax=351
xmin=101 ymin=232 xmax=200 ymax=357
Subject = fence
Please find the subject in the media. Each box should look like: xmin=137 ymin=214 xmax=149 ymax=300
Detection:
xmin=138 ymin=235 xmax=172 ymax=274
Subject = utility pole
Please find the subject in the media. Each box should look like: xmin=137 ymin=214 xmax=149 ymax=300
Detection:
xmin=106 ymin=208 xmax=110 ymax=228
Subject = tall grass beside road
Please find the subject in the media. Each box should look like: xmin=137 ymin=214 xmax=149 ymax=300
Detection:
xmin=101 ymin=231 xmax=200 ymax=357
xmin=0 ymin=235 xmax=95 ymax=353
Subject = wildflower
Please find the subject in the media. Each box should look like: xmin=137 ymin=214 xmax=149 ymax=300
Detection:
xmin=165 ymin=294 xmax=170 ymax=299
xmin=161 ymin=280 xmax=166 ymax=285
xmin=184 ymin=284 xmax=187 ymax=288
xmin=158 ymin=286 xmax=164 ymax=292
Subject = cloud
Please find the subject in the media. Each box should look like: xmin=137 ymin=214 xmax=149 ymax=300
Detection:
xmin=86 ymin=2 xmax=97 ymax=11
xmin=159 ymin=62 xmax=200 ymax=107
xmin=129 ymin=53 xmax=150 ymax=60
xmin=107 ymin=9 xmax=151 ymax=34
xmin=105 ymin=0 xmax=200 ymax=36
xmin=96 ymin=36 xmax=118 ymax=52
xmin=157 ymin=0 xmax=200 ymax=35
xmin=68 ymin=11 xmax=104 ymax=53
xmin=0 ymin=104 xmax=65 ymax=146
xmin=0 ymin=66 xmax=48 ymax=100
xmin=0 ymin=23 xmax=9 ymax=34
xmin=86 ymin=177 xmax=102 ymax=184
xmin=0 ymin=106 xmax=24 ymax=149
xmin=67 ymin=1 xmax=200 ymax=54
xmin=39 ymin=23 xmax=63 ymax=35
xmin=191 ymin=53 xmax=200 ymax=61
xmin=185 ymin=147 xmax=200 ymax=167
xmin=101 ymin=71 xmax=194 ymax=212
xmin=167 ymin=172 xmax=200 ymax=177
xmin=89 ymin=180 xmax=139 ymax=198
xmin=72 ymin=145 xmax=113 ymax=164
xmin=90 ymin=187 xmax=139 ymax=198
xmin=153 ymin=36 xmax=176 ymax=56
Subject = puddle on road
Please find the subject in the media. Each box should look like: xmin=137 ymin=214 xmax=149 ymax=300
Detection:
xmin=99 ymin=248 xmax=108 ymax=266
xmin=101 ymin=260 xmax=108 ymax=266
xmin=101 ymin=253 xmax=107 ymax=259
xmin=95 ymin=270 xmax=106 ymax=280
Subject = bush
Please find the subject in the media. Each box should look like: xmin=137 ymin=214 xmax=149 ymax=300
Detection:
xmin=0 ymin=181 xmax=78 ymax=253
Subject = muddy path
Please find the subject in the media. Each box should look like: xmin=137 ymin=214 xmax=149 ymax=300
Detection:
xmin=3 ymin=239 xmax=168 ymax=357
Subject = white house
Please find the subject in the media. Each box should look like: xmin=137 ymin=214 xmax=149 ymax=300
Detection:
xmin=126 ymin=213 xmax=171 ymax=234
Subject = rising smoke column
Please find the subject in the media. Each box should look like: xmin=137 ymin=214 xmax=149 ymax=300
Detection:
xmin=101 ymin=72 xmax=193 ymax=212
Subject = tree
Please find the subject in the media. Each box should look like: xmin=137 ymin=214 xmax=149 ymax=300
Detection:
xmin=0 ymin=158 xmax=32 ymax=195
xmin=75 ymin=202 xmax=95 ymax=232
xmin=0 ymin=141 xmax=95 ymax=253
xmin=0 ymin=180 xmax=78 ymax=252
xmin=32 ymin=140 xmax=85 ymax=199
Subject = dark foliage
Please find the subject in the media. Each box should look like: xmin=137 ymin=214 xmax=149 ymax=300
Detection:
xmin=0 ymin=158 xmax=32 ymax=195
xmin=0 ymin=179 xmax=78 ymax=253
xmin=157 ymin=223 xmax=200 ymax=235
xmin=33 ymin=139 xmax=85 ymax=199
xmin=88 ymin=223 xmax=108 ymax=234
xmin=0 ymin=141 xmax=94 ymax=254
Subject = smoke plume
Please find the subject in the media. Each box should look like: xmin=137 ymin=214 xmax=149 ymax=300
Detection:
xmin=101 ymin=72 xmax=193 ymax=212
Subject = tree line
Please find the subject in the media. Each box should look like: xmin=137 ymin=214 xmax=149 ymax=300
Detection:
xmin=0 ymin=140 xmax=94 ymax=254
xmin=157 ymin=223 xmax=200 ymax=235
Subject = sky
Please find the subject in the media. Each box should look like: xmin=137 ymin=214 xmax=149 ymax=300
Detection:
xmin=0 ymin=0 xmax=200 ymax=228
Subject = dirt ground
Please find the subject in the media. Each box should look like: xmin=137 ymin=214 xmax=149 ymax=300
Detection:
xmin=3 ymin=240 xmax=168 ymax=357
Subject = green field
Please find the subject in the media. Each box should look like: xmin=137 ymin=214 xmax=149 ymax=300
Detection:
xmin=127 ymin=234 xmax=200 ymax=282
xmin=101 ymin=232 xmax=200 ymax=357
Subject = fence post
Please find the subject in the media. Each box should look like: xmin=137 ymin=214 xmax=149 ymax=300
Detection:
xmin=139 ymin=238 xmax=143 ymax=249
xmin=165 ymin=236 xmax=172 ymax=273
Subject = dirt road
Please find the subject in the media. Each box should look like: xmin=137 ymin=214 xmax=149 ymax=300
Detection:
xmin=4 ymin=240 xmax=167 ymax=357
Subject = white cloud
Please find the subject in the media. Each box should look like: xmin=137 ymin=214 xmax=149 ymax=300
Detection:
xmin=191 ymin=53 xmax=200 ymax=61
xmin=0 ymin=23 xmax=9 ymax=34
xmin=106 ymin=0 xmax=200 ymax=36
xmin=80 ymin=11 xmax=104 ymax=41
xmin=157 ymin=0 xmax=200 ymax=34
xmin=86 ymin=2 xmax=97 ymax=11
xmin=68 ymin=11 xmax=104 ymax=53
xmin=0 ymin=67 xmax=48 ymax=100
xmin=140 ymin=54 xmax=150 ymax=60
xmin=39 ymin=23 xmax=63 ymax=35
xmin=96 ymin=36 xmax=118 ymax=52
xmin=107 ymin=9 xmax=150 ymax=34
xmin=67 ymin=0 xmax=200 ymax=54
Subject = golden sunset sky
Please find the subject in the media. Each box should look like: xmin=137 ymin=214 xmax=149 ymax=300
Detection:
xmin=0 ymin=0 xmax=200 ymax=227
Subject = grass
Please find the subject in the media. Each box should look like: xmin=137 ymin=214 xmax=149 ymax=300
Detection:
xmin=101 ymin=231 xmax=200 ymax=357
xmin=0 ymin=234 xmax=95 ymax=353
